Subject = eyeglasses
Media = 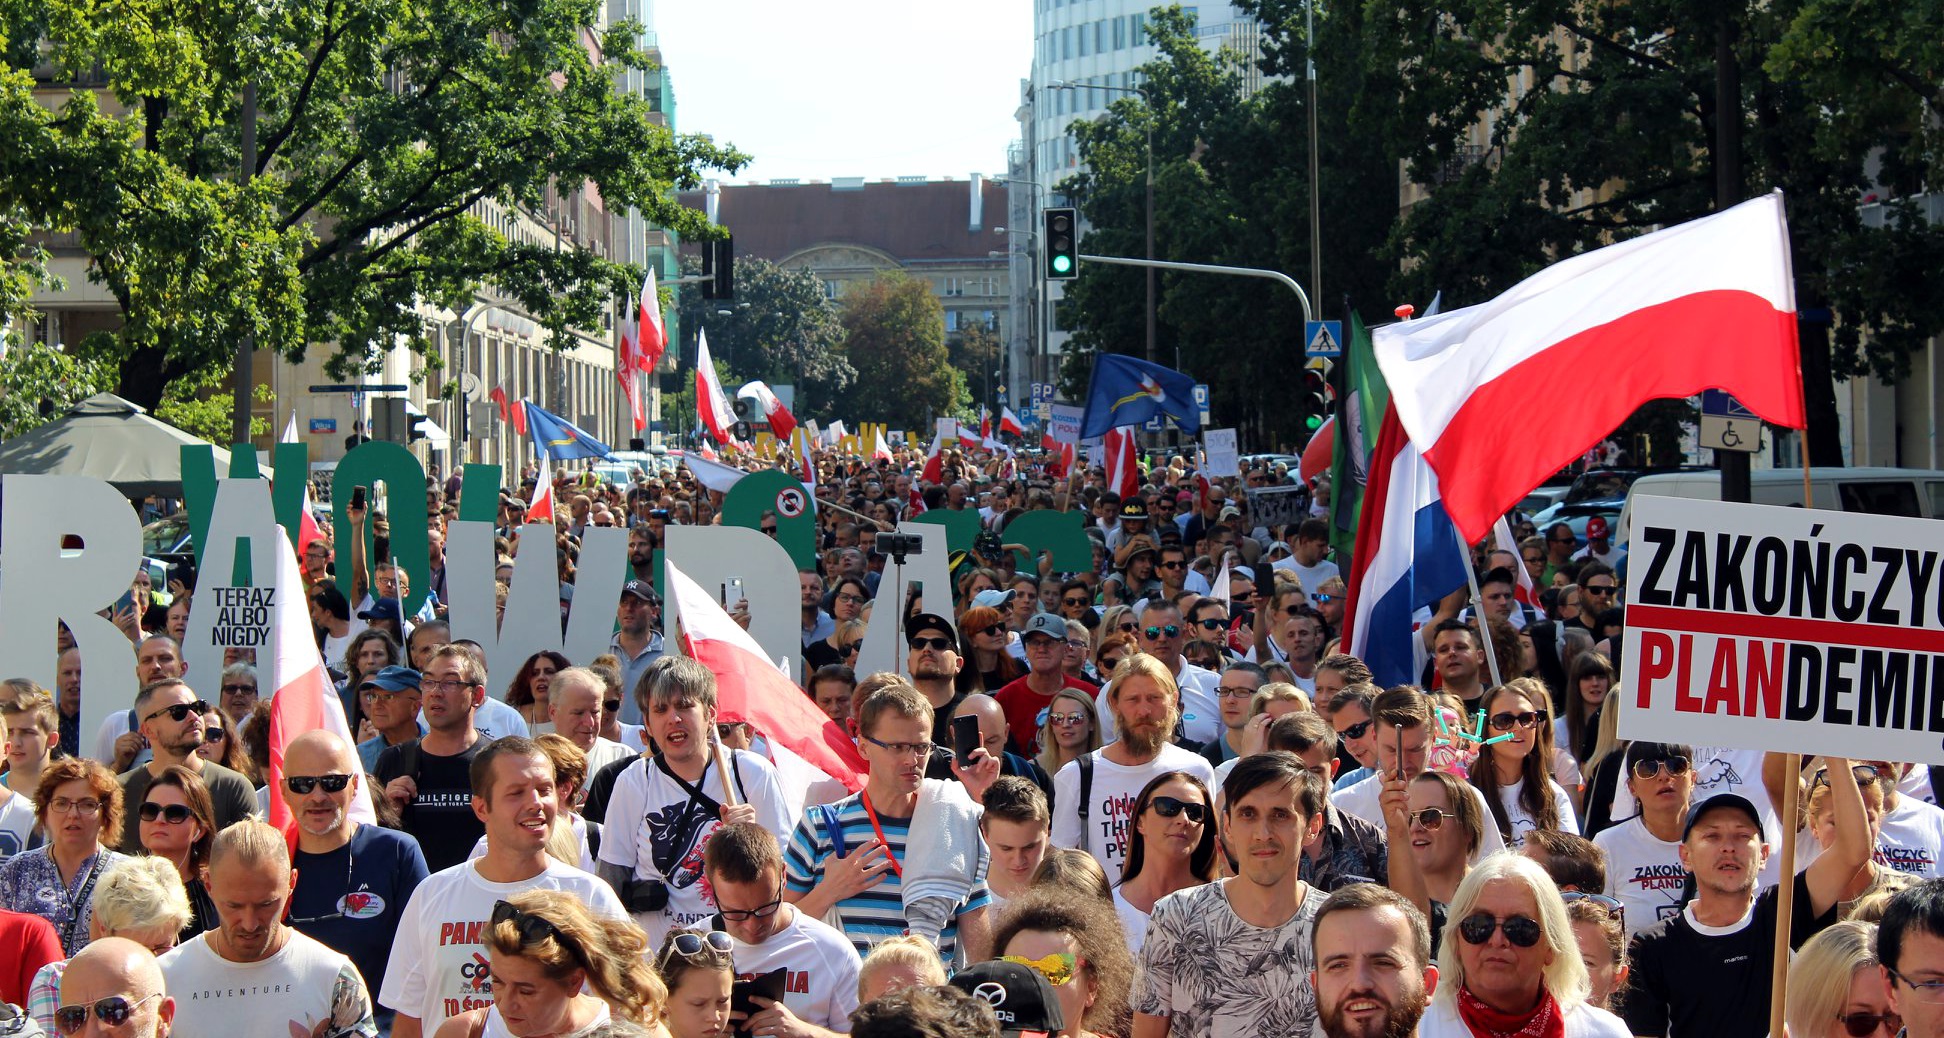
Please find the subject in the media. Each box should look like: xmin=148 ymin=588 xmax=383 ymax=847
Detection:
xmin=1150 ymin=795 xmax=1207 ymax=823
xmin=1630 ymin=756 xmax=1692 ymax=780
xmin=1839 ymin=1011 xmax=1903 ymax=1037
xmin=220 ymin=683 xmax=258 ymax=696
xmin=143 ymin=699 xmax=211 ymax=724
xmin=421 ymin=678 xmax=478 ymax=696
xmin=1063 ymin=596 xmax=1091 ymax=607
xmin=204 ymin=726 xmax=226 ymax=741
xmin=836 ymin=593 xmax=868 ymax=605
xmin=1116 ymin=621 xmax=1136 ymax=633
xmin=1560 ymin=891 xmax=1626 ymax=926
xmin=1487 ymin=709 xmax=1548 ymax=732
xmin=863 ymin=735 xmax=934 ymax=758
xmin=1887 ymin=967 xmax=1944 ymax=1004
xmin=54 ymin=994 xmax=162 ymax=1034
xmin=1216 ymin=685 xmax=1256 ymax=699
xmin=363 ymin=688 xmax=418 ymax=703
xmin=1457 ymin=913 xmax=1543 ymax=948
xmin=138 ymin=802 xmax=193 ymax=824
xmin=1815 ymin=764 xmax=1883 ymax=787
xmin=1003 ymin=952 xmax=1085 ymax=987
xmin=909 ymin=636 xmax=953 ymax=652
xmin=493 ymin=900 xmax=587 ymax=965
xmin=717 ymin=885 xmax=786 ymax=923
xmin=1337 ymin=719 xmax=1373 ymax=741
xmin=48 ymin=798 xmax=102 ymax=816
xmin=1584 ymin=584 xmax=1617 ymax=596
xmin=285 ymin=774 xmax=354 ymax=795
xmin=1142 ymin=624 xmax=1181 ymax=639
xmin=1196 ymin=617 xmax=1229 ymax=630
xmin=1048 ymin=712 xmax=1088 ymax=727
xmin=1407 ymin=808 xmax=1449 ymax=830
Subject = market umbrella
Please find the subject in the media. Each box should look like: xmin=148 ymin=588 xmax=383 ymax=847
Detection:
xmin=0 ymin=392 xmax=232 ymax=498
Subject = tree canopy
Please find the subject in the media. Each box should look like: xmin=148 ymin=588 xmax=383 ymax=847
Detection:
xmin=833 ymin=274 xmax=964 ymax=430
xmin=673 ymin=254 xmax=853 ymax=419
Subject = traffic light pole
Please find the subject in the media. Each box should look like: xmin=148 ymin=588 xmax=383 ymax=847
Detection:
xmin=1077 ymin=254 xmax=1314 ymax=325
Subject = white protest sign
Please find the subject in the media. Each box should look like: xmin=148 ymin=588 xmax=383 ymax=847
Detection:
xmin=179 ymin=479 xmax=287 ymax=685
xmin=1619 ymin=496 xmax=1944 ymax=764
xmin=448 ymin=521 xmax=629 ymax=695
xmin=1247 ymin=485 xmax=1307 ymax=531
xmin=663 ymin=524 xmax=802 ymax=681
xmin=1047 ymin=404 xmax=1084 ymax=445
xmin=853 ymin=522 xmax=955 ymax=680
xmin=0 ymin=475 xmax=145 ymax=757
xmin=1204 ymin=428 xmax=1240 ymax=478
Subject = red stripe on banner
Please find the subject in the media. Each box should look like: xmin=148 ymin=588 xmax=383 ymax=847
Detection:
xmin=1422 ymin=290 xmax=1802 ymax=543
xmin=1627 ymin=604 xmax=1944 ymax=654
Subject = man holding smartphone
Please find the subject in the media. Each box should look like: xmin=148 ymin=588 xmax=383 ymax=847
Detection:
xmin=705 ymin=823 xmax=860 ymax=1038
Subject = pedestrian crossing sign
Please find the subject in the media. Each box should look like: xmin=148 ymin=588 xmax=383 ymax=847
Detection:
xmin=1305 ymin=321 xmax=1343 ymax=358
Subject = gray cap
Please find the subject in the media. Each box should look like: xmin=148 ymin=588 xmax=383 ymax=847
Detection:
xmin=1022 ymin=612 xmax=1068 ymax=642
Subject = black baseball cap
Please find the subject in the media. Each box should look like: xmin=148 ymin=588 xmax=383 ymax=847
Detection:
xmin=906 ymin=612 xmax=955 ymax=643
xmin=1683 ymin=793 xmax=1766 ymax=842
xmin=948 ymin=960 xmax=1064 ymax=1038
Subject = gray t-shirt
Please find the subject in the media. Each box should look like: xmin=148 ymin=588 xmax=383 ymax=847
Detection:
xmin=117 ymin=760 xmax=260 ymax=853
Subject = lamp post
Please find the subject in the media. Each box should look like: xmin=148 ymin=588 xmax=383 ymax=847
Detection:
xmin=1048 ymin=80 xmax=1154 ymax=363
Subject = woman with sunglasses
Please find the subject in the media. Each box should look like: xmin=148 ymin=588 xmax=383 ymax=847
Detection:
xmin=1034 ymin=690 xmax=1101 ymax=797
xmin=507 ymin=650 xmax=572 ymax=728
xmin=1419 ymin=853 xmax=1631 ymax=1038
xmin=1787 ymin=921 xmax=1899 ymax=1038
xmin=1112 ymin=771 xmax=1217 ymax=955
xmin=1467 ymin=680 xmax=1576 ymax=850
xmin=193 ymin=706 xmax=256 ymax=786
xmin=1387 ymin=770 xmax=1486 ymax=926
xmin=656 ymin=928 xmax=734 ymax=1038
xmin=1805 ymin=762 xmax=1911 ymax=920
xmin=24 ymin=856 xmax=191 ymax=1033
xmin=1057 ymin=580 xmax=1096 ymax=624
xmin=134 ymin=766 xmax=217 ymax=944
xmin=990 ymin=888 xmax=1136 ymax=1038
xmin=1589 ymin=742 xmax=1693 ymax=939
xmin=433 ymin=890 xmax=666 ymax=1038
xmin=804 ymin=610 xmax=867 ymax=673
xmin=1089 ymin=632 xmax=1135 ymax=687
xmin=954 ymin=605 xmax=1023 ymax=694
xmin=0 ymin=759 xmax=129 ymax=955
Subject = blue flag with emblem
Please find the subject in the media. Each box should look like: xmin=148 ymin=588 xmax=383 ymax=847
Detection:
xmin=1077 ymin=353 xmax=1201 ymax=439
xmin=523 ymin=401 xmax=616 ymax=462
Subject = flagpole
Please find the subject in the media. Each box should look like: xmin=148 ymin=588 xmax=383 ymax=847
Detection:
xmin=1455 ymin=525 xmax=1504 ymax=689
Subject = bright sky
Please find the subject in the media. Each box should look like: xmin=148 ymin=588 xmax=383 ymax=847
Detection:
xmin=653 ymin=0 xmax=1035 ymax=184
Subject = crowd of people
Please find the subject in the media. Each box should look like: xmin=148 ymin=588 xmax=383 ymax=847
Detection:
xmin=0 ymin=438 xmax=1941 ymax=1038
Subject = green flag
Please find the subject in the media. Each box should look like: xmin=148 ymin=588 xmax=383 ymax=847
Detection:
xmin=1328 ymin=311 xmax=1388 ymax=565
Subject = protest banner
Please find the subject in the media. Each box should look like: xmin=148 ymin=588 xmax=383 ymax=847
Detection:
xmin=1247 ymin=485 xmax=1307 ymax=531
xmin=1618 ymin=495 xmax=1944 ymax=763
xmin=1204 ymin=428 xmax=1239 ymax=478
xmin=1047 ymin=404 xmax=1083 ymax=445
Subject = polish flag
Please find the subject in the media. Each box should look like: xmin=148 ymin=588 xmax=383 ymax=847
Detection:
xmin=1104 ymin=428 xmax=1139 ymax=498
xmin=695 ymin=330 xmax=737 ymax=444
xmin=1374 ymin=192 xmax=1804 ymax=542
xmin=279 ymin=412 xmax=328 ymax=558
xmin=919 ymin=430 xmax=946 ymax=485
xmin=511 ymin=397 xmax=529 ymax=437
xmin=795 ymin=432 xmax=817 ymax=490
xmin=980 ymin=409 xmax=992 ymax=444
xmin=870 ymin=428 xmax=892 ymax=462
xmin=619 ymin=370 xmax=647 ymax=432
xmin=267 ymin=534 xmax=376 ymax=832
xmin=635 ymin=268 xmax=667 ymax=373
xmin=677 ymin=450 xmax=746 ymax=495
xmin=527 ymin=454 xmax=556 ymax=523
xmin=665 ymin=561 xmax=866 ymax=793
xmin=1494 ymin=516 xmax=1536 ymax=605
xmin=489 ymin=381 xmax=510 ymax=422
xmin=737 ymin=381 xmax=798 ymax=442
xmin=999 ymin=406 xmax=1026 ymax=437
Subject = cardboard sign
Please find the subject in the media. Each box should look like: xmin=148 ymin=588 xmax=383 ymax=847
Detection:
xmin=1047 ymin=404 xmax=1084 ymax=446
xmin=1619 ymin=496 xmax=1944 ymax=763
xmin=1204 ymin=428 xmax=1239 ymax=478
xmin=1246 ymin=485 xmax=1307 ymax=531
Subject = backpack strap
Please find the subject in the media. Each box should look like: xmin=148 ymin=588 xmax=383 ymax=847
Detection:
xmin=815 ymin=804 xmax=847 ymax=859
xmin=1077 ymin=753 xmax=1095 ymax=824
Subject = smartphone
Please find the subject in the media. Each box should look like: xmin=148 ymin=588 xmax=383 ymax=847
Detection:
xmin=1394 ymin=724 xmax=1405 ymax=780
xmin=729 ymin=577 xmax=746 ymax=606
xmin=731 ymin=968 xmax=788 ymax=1034
xmin=350 ymin=486 xmax=367 ymax=510
xmin=113 ymin=588 xmax=137 ymax=615
xmin=952 ymin=714 xmax=982 ymax=762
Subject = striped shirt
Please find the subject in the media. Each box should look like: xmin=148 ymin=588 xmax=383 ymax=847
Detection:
xmin=784 ymin=792 xmax=991 ymax=964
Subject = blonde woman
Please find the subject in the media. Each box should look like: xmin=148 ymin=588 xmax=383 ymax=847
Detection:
xmin=1035 ymin=689 xmax=1101 ymax=780
xmin=1805 ymin=761 xmax=1913 ymax=920
xmin=434 ymin=889 xmax=667 ymax=1037
xmin=26 ymin=855 xmax=192 ymax=1032
xmin=1786 ymin=921 xmax=1898 ymax=1038
xmin=856 ymin=933 xmax=948 ymax=1004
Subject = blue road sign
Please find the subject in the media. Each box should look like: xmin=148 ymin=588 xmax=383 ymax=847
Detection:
xmin=1700 ymin=389 xmax=1756 ymax=419
xmin=1193 ymin=384 xmax=1211 ymax=425
xmin=1304 ymin=321 xmax=1343 ymax=358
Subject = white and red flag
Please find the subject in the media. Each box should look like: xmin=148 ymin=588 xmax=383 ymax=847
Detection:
xmin=795 ymin=432 xmax=817 ymax=490
xmin=527 ymin=454 xmax=556 ymax=523
xmin=1375 ymin=192 xmax=1805 ymax=542
xmin=695 ymin=330 xmax=738 ymax=444
xmin=266 ymin=535 xmax=377 ymax=832
xmin=1494 ymin=516 xmax=1536 ymax=605
xmin=665 ymin=561 xmax=866 ymax=793
xmin=999 ymin=406 xmax=1026 ymax=437
xmin=279 ymin=412 xmax=328 ymax=558
xmin=634 ymin=268 xmax=667 ymax=373
xmin=737 ymin=381 xmax=799 ymax=442
xmin=1104 ymin=427 xmax=1139 ymax=498
xmin=870 ymin=428 xmax=893 ymax=462
xmin=919 ymin=429 xmax=946 ymax=485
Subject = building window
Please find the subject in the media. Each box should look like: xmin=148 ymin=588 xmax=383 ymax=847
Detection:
xmin=1078 ymin=22 xmax=1088 ymax=56
xmin=945 ymin=310 xmax=962 ymax=333
xmin=822 ymin=280 xmax=839 ymax=299
xmin=942 ymin=277 xmax=964 ymax=297
xmin=1114 ymin=16 xmax=1124 ymax=49
xmin=1062 ymin=26 xmax=1071 ymax=60
xmin=1095 ymin=21 xmax=1105 ymax=53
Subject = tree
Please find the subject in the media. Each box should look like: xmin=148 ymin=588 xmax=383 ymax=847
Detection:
xmin=833 ymin=274 xmax=961 ymax=429
xmin=0 ymin=339 xmax=117 ymax=438
xmin=0 ymin=0 xmax=748 ymax=412
xmin=950 ymin=319 xmax=1001 ymax=403
xmin=673 ymin=255 xmax=852 ymax=417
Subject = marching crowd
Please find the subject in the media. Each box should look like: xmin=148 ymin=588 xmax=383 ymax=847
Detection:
xmin=2 ymin=439 xmax=1943 ymax=1038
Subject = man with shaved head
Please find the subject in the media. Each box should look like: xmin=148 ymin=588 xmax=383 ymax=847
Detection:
xmin=158 ymin=820 xmax=377 ymax=1035
xmin=57 ymin=936 xmax=174 ymax=1036
xmin=280 ymin=730 xmax=427 ymax=1033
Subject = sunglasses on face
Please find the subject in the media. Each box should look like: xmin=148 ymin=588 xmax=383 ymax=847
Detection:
xmin=1149 ymin=795 xmax=1206 ymax=823
xmin=1100 ymin=656 xmax=1126 ymax=670
xmin=1003 ymin=952 xmax=1085 ymax=987
xmin=1063 ymin=596 xmax=1091 ymax=607
xmin=55 ymin=994 xmax=162 ymax=1034
xmin=143 ymin=699 xmax=211 ymax=724
xmin=841 ymin=641 xmax=862 ymax=656
xmin=1488 ymin=709 xmax=1548 ymax=732
xmin=909 ymin=636 xmax=953 ymax=652
xmin=204 ymin=726 xmax=225 ymax=741
xmin=1143 ymin=624 xmax=1181 ymax=639
xmin=980 ymin=623 xmax=1007 ymax=637
xmin=1457 ymin=912 xmax=1543 ymax=947
xmin=1407 ymin=808 xmax=1449 ymax=830
xmin=1630 ymin=756 xmax=1692 ymax=780
xmin=1159 ymin=560 xmax=1185 ymax=570
xmin=1117 ymin=621 xmax=1136 ymax=632
xmin=138 ymin=802 xmax=193 ymax=824
xmin=221 ymin=683 xmax=257 ymax=696
xmin=1338 ymin=719 xmax=1373 ymax=741
xmin=1839 ymin=1012 xmax=1903 ymax=1038
xmin=1584 ymin=584 xmax=1617 ymax=595
xmin=1048 ymin=712 xmax=1088 ymax=727
xmin=1312 ymin=593 xmax=1339 ymax=604
xmin=603 ymin=699 xmax=622 ymax=713
xmin=1196 ymin=617 xmax=1228 ymax=630
xmin=1815 ymin=764 xmax=1883 ymax=787
xmin=285 ymin=773 xmax=354 ymax=795
xmin=760 ymin=525 xmax=778 ymax=534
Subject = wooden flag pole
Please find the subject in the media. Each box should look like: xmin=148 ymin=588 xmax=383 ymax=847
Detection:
xmin=1768 ymin=753 xmax=1801 ymax=1038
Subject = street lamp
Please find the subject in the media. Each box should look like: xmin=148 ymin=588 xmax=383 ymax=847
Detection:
xmin=1048 ymin=79 xmax=1154 ymax=364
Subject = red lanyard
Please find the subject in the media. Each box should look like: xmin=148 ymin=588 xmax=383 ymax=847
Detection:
xmin=858 ymin=792 xmax=904 ymax=878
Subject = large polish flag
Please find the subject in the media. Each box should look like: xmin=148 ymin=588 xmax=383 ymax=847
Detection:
xmin=278 ymin=412 xmax=328 ymax=558
xmin=737 ymin=381 xmax=798 ymax=442
xmin=1339 ymin=411 xmax=1469 ymax=688
xmin=664 ymin=561 xmax=866 ymax=794
xmin=527 ymin=453 xmax=556 ymax=523
xmin=695 ymin=330 xmax=738 ymax=444
xmin=998 ymin=406 xmax=1026 ymax=438
xmin=1374 ymin=191 xmax=1804 ymax=542
xmin=267 ymin=535 xmax=377 ymax=832
xmin=635 ymin=268 xmax=667 ymax=373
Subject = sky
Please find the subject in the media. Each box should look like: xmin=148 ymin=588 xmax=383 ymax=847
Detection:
xmin=652 ymin=0 xmax=1036 ymax=184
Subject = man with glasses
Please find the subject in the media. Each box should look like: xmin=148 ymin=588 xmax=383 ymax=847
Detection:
xmin=1333 ymin=688 xmax=1506 ymax=860
xmin=994 ymin=614 xmax=1097 ymax=756
xmin=1879 ymin=881 xmax=1944 ymax=1038
xmin=609 ymin=580 xmax=665 ymax=725
xmin=904 ymin=613 xmax=968 ymax=748
xmin=544 ymin=668 xmax=632 ymax=774
xmin=373 ymin=646 xmax=490 ymax=873
xmin=158 ymin=820 xmax=377 ymax=1036
xmin=114 ymin=680 xmax=256 ymax=854
xmin=93 ymin=635 xmax=187 ymax=772
xmin=1195 ymin=661 xmax=1268 ymax=768
xmin=280 ymin=731 xmax=427 ymax=1035
xmin=705 ymin=823 xmax=860 ymax=1038
xmin=1095 ymin=603 xmax=1221 ymax=747
xmin=1542 ymin=523 xmax=1579 ymax=585
xmin=1623 ymin=771 xmax=1870 ymax=1038
xmin=353 ymin=666 xmax=425 ymax=772
xmin=1576 ymin=562 xmax=1622 ymax=633
xmin=52 ymin=937 xmax=173 ymax=1037
xmin=1185 ymin=598 xmax=1234 ymax=666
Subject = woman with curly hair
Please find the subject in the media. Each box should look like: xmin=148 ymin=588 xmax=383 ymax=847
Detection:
xmin=433 ymin=889 xmax=667 ymax=1037
xmin=506 ymin=650 xmax=572 ymax=727
xmin=991 ymin=888 xmax=1136 ymax=1038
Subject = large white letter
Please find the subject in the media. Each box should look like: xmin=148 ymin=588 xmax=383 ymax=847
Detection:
xmin=663 ymin=525 xmax=802 ymax=679
xmin=179 ymin=479 xmax=286 ymax=691
xmin=854 ymin=522 xmax=955 ymax=680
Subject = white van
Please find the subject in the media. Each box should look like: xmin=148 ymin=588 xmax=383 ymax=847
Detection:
xmin=1616 ymin=466 xmax=1944 ymax=544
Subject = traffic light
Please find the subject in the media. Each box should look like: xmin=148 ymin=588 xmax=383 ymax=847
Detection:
xmin=372 ymin=398 xmax=429 ymax=444
xmin=1302 ymin=368 xmax=1329 ymax=431
xmin=1043 ymin=207 xmax=1077 ymax=280
xmin=701 ymin=236 xmax=735 ymax=299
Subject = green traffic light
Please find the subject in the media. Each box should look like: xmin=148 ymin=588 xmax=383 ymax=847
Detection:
xmin=1052 ymin=255 xmax=1073 ymax=274
xmin=1306 ymin=416 xmax=1322 ymax=431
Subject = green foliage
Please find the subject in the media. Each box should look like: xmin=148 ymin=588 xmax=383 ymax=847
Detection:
xmin=153 ymin=379 xmax=275 ymax=443
xmin=833 ymin=274 xmax=959 ymax=429
xmin=0 ymin=0 xmax=748 ymax=410
xmin=0 ymin=340 xmax=116 ymax=438
xmin=673 ymin=255 xmax=853 ymax=416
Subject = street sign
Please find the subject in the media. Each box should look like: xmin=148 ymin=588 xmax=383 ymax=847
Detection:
xmin=995 ymin=385 xmax=1008 ymax=405
xmin=1193 ymin=384 xmax=1211 ymax=425
xmin=1304 ymin=321 xmax=1343 ymax=359
xmin=308 ymin=418 xmax=337 ymax=434
xmin=1144 ymin=415 xmax=1166 ymax=432
xmin=1698 ymin=389 xmax=1760 ymax=454
xmin=310 ymin=383 xmax=408 ymax=393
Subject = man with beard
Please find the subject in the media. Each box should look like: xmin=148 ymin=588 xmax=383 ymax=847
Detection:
xmin=1312 ymin=884 xmax=1437 ymax=1038
xmin=905 ymin=613 xmax=967 ymax=747
xmin=626 ymin=525 xmax=655 ymax=582
xmin=281 ymin=730 xmax=428 ymax=1032
xmin=115 ymin=680 xmax=257 ymax=853
xmin=607 ymin=580 xmax=664 ymax=725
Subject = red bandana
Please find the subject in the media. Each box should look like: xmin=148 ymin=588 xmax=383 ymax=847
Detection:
xmin=1456 ymin=985 xmax=1566 ymax=1038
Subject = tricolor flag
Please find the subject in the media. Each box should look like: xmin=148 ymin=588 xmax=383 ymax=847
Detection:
xmin=737 ymin=381 xmax=799 ymax=442
xmin=267 ymin=535 xmax=377 ymax=832
xmin=695 ymin=330 xmax=737 ymax=444
xmin=1375 ymin=192 xmax=1805 ymax=543
xmin=665 ymin=561 xmax=866 ymax=793
xmin=1104 ymin=428 xmax=1139 ymax=498
xmin=998 ymin=406 xmax=1026 ymax=438
xmin=278 ymin=412 xmax=328 ymax=558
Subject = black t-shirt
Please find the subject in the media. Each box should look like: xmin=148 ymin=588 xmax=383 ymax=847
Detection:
xmin=373 ymin=738 xmax=485 ymax=873
xmin=582 ymin=752 xmax=643 ymax=826
xmin=803 ymin=638 xmax=844 ymax=672
xmin=1620 ymin=871 xmax=1835 ymax=1038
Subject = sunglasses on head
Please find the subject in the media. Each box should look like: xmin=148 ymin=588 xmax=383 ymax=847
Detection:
xmin=285 ymin=773 xmax=354 ymax=795
xmin=1003 ymin=952 xmax=1085 ymax=987
xmin=1457 ymin=912 xmax=1543 ymax=947
xmin=55 ymin=994 xmax=162 ymax=1034
xmin=138 ymin=802 xmax=193 ymax=824
xmin=1150 ymin=795 xmax=1206 ymax=823
xmin=1839 ymin=1012 xmax=1903 ymax=1038
xmin=1815 ymin=763 xmax=1883 ymax=787
xmin=143 ymin=699 xmax=211 ymax=724
xmin=665 ymin=928 xmax=735 ymax=959
xmin=493 ymin=900 xmax=585 ymax=964
xmin=1143 ymin=624 xmax=1181 ymax=639
xmin=1560 ymin=891 xmax=1625 ymax=925
xmin=909 ymin=636 xmax=953 ymax=652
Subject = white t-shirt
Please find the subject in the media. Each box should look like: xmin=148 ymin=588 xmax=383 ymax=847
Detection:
xmin=718 ymin=907 xmax=862 ymax=1033
xmin=1608 ymin=745 xmax=1781 ymax=888
xmin=596 ymin=750 xmax=791 ymax=945
xmin=378 ymin=858 xmax=626 ymax=1031
xmin=468 ymin=814 xmax=598 ymax=873
xmin=1493 ymin=776 xmax=1580 ymax=848
xmin=1112 ymin=887 xmax=1151 ymax=956
xmin=1420 ymin=993 xmax=1631 ymax=1038
xmin=160 ymin=928 xmax=376 ymax=1037
xmin=1899 ymin=766 xmax=1937 ymax=806
xmin=1272 ymin=556 xmax=1340 ymax=596
xmin=321 ymin=621 xmax=369 ymax=670
xmin=1874 ymin=794 xmax=1944 ymax=878
xmin=1334 ymin=771 xmax=1508 ymax=861
xmin=1049 ymin=744 xmax=1215 ymax=887
xmin=1595 ymin=815 xmax=1688 ymax=938
xmin=1092 ymin=660 xmax=1221 ymax=747
xmin=0 ymin=788 xmax=34 ymax=861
